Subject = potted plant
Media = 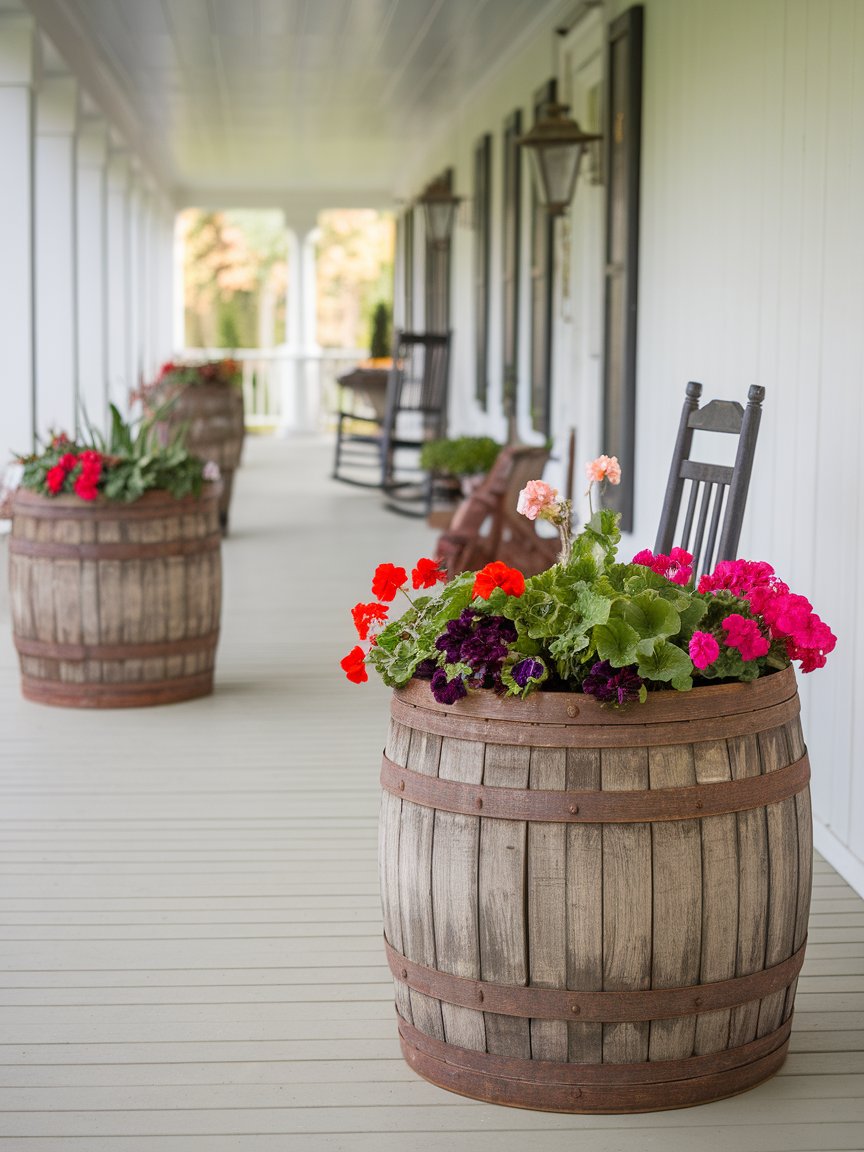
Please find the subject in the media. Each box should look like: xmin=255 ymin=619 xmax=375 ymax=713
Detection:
xmin=139 ymin=357 xmax=244 ymax=533
xmin=419 ymin=436 xmax=504 ymax=528
xmin=419 ymin=435 xmax=503 ymax=488
xmin=368 ymin=301 xmax=392 ymax=365
xmin=8 ymin=406 xmax=223 ymax=708
xmin=341 ymin=460 xmax=835 ymax=1113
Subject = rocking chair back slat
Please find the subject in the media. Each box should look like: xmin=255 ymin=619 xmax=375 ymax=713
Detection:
xmin=654 ymin=381 xmax=765 ymax=580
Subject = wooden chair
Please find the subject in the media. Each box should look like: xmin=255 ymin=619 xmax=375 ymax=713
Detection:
xmin=380 ymin=331 xmax=451 ymax=512
xmin=654 ymin=381 xmax=765 ymax=579
xmin=331 ymin=332 xmax=450 ymax=506
xmin=435 ymin=444 xmax=560 ymax=578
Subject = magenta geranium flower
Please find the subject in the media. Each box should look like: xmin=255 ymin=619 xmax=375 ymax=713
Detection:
xmin=689 ymin=631 xmax=720 ymax=670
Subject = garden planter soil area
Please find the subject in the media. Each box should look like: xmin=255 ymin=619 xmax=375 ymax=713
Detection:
xmin=9 ymin=486 xmax=221 ymax=707
xmin=379 ymin=665 xmax=811 ymax=1113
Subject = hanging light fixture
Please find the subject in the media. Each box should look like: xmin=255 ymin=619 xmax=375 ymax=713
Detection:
xmin=518 ymin=102 xmax=601 ymax=215
xmin=418 ymin=173 xmax=462 ymax=248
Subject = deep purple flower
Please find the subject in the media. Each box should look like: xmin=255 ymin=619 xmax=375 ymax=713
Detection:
xmin=414 ymin=658 xmax=437 ymax=680
xmin=430 ymin=668 xmax=468 ymax=705
xmin=512 ymin=657 xmax=546 ymax=687
xmin=582 ymin=660 xmax=644 ymax=705
xmin=435 ymin=609 xmax=480 ymax=662
xmin=433 ymin=612 xmax=517 ymax=690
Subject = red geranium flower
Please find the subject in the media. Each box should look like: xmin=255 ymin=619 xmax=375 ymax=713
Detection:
xmin=340 ymin=645 xmax=368 ymax=684
xmin=472 ymin=561 xmax=526 ymax=600
xmin=371 ymin=563 xmax=408 ymax=602
xmin=412 ymin=557 xmax=446 ymax=590
xmin=351 ymin=601 xmax=389 ymax=640
xmin=45 ymin=465 xmax=66 ymax=494
xmin=58 ymin=453 xmax=78 ymax=472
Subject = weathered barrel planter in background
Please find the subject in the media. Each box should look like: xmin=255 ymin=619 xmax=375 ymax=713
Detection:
xmin=153 ymin=383 xmax=245 ymax=532
xmin=379 ymin=665 xmax=811 ymax=1113
xmin=9 ymin=486 xmax=222 ymax=707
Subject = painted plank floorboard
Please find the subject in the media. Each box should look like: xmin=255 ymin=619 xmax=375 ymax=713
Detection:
xmin=0 ymin=436 xmax=862 ymax=1152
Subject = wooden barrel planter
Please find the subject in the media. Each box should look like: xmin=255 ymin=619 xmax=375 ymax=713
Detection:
xmin=152 ymin=384 xmax=245 ymax=532
xmin=8 ymin=486 xmax=221 ymax=708
xmin=379 ymin=665 xmax=811 ymax=1113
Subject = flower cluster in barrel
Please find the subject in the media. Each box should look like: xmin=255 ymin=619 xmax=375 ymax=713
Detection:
xmin=342 ymin=458 xmax=835 ymax=705
xmin=15 ymin=405 xmax=219 ymax=504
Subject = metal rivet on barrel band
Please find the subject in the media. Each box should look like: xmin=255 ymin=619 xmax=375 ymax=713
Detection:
xmin=571 ymin=1004 xmax=581 ymax=1015
xmin=569 ymin=804 xmax=579 ymax=815
xmin=475 ymin=798 xmax=483 ymax=810
xmin=398 ymin=780 xmax=405 ymax=792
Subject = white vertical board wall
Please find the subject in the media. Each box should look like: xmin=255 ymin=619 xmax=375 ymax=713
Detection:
xmin=410 ymin=0 xmax=864 ymax=891
xmin=617 ymin=0 xmax=864 ymax=891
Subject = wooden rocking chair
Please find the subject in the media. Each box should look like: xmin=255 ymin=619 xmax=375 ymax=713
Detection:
xmin=654 ymin=381 xmax=766 ymax=579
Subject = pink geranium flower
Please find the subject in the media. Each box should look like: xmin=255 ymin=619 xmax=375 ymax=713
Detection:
xmin=516 ymin=479 xmax=559 ymax=521
xmin=722 ymin=614 xmax=770 ymax=661
xmin=689 ymin=631 xmax=720 ymax=670
xmin=585 ymin=455 xmax=621 ymax=485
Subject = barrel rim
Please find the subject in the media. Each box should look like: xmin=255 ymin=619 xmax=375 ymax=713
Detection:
xmin=394 ymin=662 xmax=797 ymax=727
xmin=11 ymin=485 xmax=220 ymax=520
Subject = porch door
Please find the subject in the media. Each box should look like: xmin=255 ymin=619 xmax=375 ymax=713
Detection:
xmin=554 ymin=10 xmax=605 ymax=492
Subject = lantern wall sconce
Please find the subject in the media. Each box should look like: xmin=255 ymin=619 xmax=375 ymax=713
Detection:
xmin=418 ymin=172 xmax=462 ymax=248
xmin=517 ymin=101 xmax=601 ymax=216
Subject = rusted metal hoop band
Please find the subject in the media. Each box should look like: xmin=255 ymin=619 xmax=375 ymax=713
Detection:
xmin=381 ymin=750 xmax=810 ymax=823
xmin=14 ymin=631 xmax=220 ymax=662
xmin=398 ymin=1012 xmax=792 ymax=1087
xmin=9 ymin=533 xmax=222 ymax=560
xmin=389 ymin=692 xmax=800 ymax=749
xmin=398 ymin=1017 xmax=792 ymax=1113
xmin=385 ymin=937 xmax=806 ymax=1021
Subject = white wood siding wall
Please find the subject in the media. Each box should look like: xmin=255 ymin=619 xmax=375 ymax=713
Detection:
xmin=626 ymin=0 xmax=864 ymax=894
xmin=410 ymin=0 xmax=864 ymax=892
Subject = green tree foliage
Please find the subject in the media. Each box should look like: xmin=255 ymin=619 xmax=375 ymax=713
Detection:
xmin=316 ymin=210 xmax=394 ymax=349
xmin=182 ymin=209 xmax=288 ymax=349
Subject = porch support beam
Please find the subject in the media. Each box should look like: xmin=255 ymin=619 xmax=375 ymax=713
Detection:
xmin=34 ymin=72 xmax=78 ymax=436
xmin=0 ymin=13 xmax=39 ymax=454
xmin=105 ymin=149 xmax=130 ymax=411
xmin=76 ymin=117 xmax=108 ymax=432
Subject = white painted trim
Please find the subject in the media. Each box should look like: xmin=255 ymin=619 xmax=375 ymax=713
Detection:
xmin=0 ymin=12 xmax=36 ymax=84
xmin=34 ymin=71 xmax=76 ymax=133
xmin=814 ymin=817 xmax=864 ymax=899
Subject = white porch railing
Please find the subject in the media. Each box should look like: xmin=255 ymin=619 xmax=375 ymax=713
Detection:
xmin=181 ymin=346 xmax=369 ymax=433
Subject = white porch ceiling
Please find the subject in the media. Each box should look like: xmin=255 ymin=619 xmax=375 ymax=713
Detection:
xmin=23 ymin=0 xmax=566 ymax=208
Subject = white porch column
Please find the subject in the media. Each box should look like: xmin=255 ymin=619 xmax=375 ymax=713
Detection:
xmin=105 ymin=149 xmax=130 ymax=412
xmin=158 ymin=203 xmax=177 ymax=361
xmin=0 ymin=14 xmax=38 ymax=455
xmin=147 ymin=198 xmax=176 ymax=375
xmin=280 ymin=220 xmax=319 ymax=434
xmin=34 ymin=73 xmax=78 ymax=436
xmin=125 ymin=168 xmax=141 ymax=399
xmin=76 ymin=117 xmax=108 ymax=432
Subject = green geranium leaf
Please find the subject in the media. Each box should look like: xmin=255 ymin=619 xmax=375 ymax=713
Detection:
xmin=618 ymin=592 xmax=680 ymax=640
xmin=637 ymin=638 xmax=694 ymax=689
xmin=593 ymin=619 xmax=640 ymax=666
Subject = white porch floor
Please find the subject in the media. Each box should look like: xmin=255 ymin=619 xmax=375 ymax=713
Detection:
xmin=0 ymin=437 xmax=862 ymax=1152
